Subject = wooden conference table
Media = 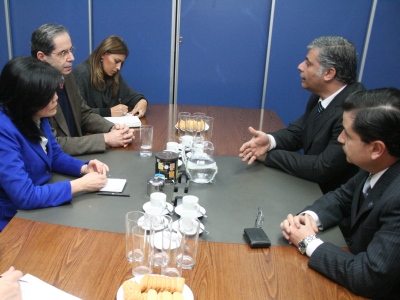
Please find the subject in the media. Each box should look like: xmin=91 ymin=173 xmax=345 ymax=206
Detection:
xmin=0 ymin=105 xmax=366 ymax=299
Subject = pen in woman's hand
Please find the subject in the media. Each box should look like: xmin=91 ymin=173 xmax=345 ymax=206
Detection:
xmin=0 ymin=275 xmax=28 ymax=283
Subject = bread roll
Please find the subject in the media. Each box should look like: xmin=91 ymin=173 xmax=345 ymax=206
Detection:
xmin=140 ymin=274 xmax=150 ymax=292
xmin=161 ymin=291 xmax=172 ymax=300
xmin=175 ymin=277 xmax=185 ymax=293
xmin=177 ymin=119 xmax=205 ymax=131
xmin=147 ymin=289 xmax=157 ymax=300
xmin=172 ymin=292 xmax=184 ymax=300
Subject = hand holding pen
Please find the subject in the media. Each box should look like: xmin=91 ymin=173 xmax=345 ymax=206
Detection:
xmin=111 ymin=99 xmax=129 ymax=117
xmin=0 ymin=266 xmax=24 ymax=299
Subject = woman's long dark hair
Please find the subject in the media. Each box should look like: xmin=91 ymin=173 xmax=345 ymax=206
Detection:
xmin=0 ymin=56 xmax=61 ymax=143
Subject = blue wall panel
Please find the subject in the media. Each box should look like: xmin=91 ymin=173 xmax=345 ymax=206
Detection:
xmin=177 ymin=0 xmax=271 ymax=108
xmin=266 ymin=0 xmax=372 ymax=126
xmin=362 ymin=0 xmax=400 ymax=90
xmin=92 ymin=0 xmax=173 ymax=104
xmin=0 ymin=2 xmax=8 ymax=69
xmin=8 ymin=0 xmax=89 ymax=64
xmin=0 ymin=0 xmax=399 ymax=125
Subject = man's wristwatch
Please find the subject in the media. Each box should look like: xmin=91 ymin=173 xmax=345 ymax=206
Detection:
xmin=298 ymin=234 xmax=317 ymax=255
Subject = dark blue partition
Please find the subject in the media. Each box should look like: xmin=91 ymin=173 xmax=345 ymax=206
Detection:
xmin=266 ymin=0 xmax=372 ymax=126
xmin=362 ymin=0 xmax=400 ymax=90
xmin=177 ymin=0 xmax=271 ymax=108
xmin=0 ymin=2 xmax=8 ymax=69
xmin=92 ymin=0 xmax=173 ymax=104
xmin=8 ymin=0 xmax=89 ymax=64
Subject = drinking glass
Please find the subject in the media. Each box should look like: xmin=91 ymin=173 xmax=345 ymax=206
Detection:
xmin=176 ymin=217 xmax=200 ymax=269
xmin=140 ymin=125 xmax=153 ymax=158
xmin=148 ymin=214 xmax=173 ymax=273
xmin=161 ymin=227 xmax=183 ymax=277
xmin=177 ymin=112 xmax=190 ymax=141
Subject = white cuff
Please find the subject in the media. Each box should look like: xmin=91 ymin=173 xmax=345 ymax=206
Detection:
xmin=306 ymin=238 xmax=324 ymax=257
xmin=302 ymin=210 xmax=323 ymax=230
xmin=267 ymin=134 xmax=276 ymax=151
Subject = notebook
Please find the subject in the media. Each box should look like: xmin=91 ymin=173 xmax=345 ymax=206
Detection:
xmin=100 ymin=178 xmax=127 ymax=193
xmin=104 ymin=115 xmax=141 ymax=127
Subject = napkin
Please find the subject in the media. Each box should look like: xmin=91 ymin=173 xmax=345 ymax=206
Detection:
xmin=104 ymin=115 xmax=141 ymax=127
xmin=100 ymin=178 xmax=127 ymax=192
xmin=20 ymin=274 xmax=81 ymax=300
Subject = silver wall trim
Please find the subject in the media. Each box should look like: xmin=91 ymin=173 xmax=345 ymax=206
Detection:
xmin=4 ymin=0 xmax=12 ymax=60
xmin=88 ymin=0 xmax=93 ymax=54
xmin=169 ymin=0 xmax=181 ymax=105
xmin=358 ymin=0 xmax=377 ymax=83
xmin=259 ymin=0 xmax=276 ymax=130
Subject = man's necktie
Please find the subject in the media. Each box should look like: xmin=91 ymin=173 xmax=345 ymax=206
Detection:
xmin=314 ymin=101 xmax=324 ymax=125
xmin=363 ymin=174 xmax=372 ymax=198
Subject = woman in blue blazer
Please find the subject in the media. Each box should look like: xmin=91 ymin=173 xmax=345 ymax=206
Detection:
xmin=0 ymin=56 xmax=109 ymax=231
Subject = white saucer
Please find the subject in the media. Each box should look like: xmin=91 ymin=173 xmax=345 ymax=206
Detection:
xmin=174 ymin=205 xmax=206 ymax=218
xmin=172 ymin=220 xmax=205 ymax=235
xmin=142 ymin=201 xmax=173 ymax=215
xmin=116 ymin=275 xmax=194 ymax=300
xmin=153 ymin=230 xmax=182 ymax=250
xmin=138 ymin=215 xmax=170 ymax=230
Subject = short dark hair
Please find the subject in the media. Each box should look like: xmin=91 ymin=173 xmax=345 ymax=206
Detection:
xmin=0 ymin=56 xmax=62 ymax=142
xmin=343 ymin=88 xmax=400 ymax=157
xmin=31 ymin=24 xmax=69 ymax=57
xmin=308 ymin=36 xmax=358 ymax=84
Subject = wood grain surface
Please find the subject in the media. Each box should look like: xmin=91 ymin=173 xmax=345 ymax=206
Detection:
xmin=124 ymin=104 xmax=286 ymax=156
xmin=0 ymin=218 xmax=366 ymax=300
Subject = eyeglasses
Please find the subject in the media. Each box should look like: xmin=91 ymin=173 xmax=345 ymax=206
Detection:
xmin=51 ymin=46 xmax=76 ymax=58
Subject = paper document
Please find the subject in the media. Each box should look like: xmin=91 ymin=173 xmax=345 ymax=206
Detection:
xmin=20 ymin=274 xmax=82 ymax=300
xmin=100 ymin=178 xmax=127 ymax=192
xmin=104 ymin=115 xmax=141 ymax=127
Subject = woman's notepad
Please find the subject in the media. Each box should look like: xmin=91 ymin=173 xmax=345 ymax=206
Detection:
xmin=100 ymin=178 xmax=127 ymax=192
xmin=104 ymin=115 xmax=141 ymax=127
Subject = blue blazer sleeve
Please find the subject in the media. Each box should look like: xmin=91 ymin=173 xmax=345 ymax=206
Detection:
xmin=0 ymin=112 xmax=85 ymax=230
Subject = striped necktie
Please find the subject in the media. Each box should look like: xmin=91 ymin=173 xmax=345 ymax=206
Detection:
xmin=363 ymin=174 xmax=372 ymax=198
xmin=314 ymin=101 xmax=324 ymax=125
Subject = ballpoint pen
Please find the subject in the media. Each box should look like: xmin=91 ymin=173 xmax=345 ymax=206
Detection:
xmin=0 ymin=276 xmax=28 ymax=283
xmin=96 ymin=192 xmax=130 ymax=197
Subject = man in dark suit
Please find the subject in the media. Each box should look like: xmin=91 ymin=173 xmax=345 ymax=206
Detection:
xmin=280 ymin=88 xmax=400 ymax=299
xmin=31 ymin=24 xmax=134 ymax=156
xmin=239 ymin=36 xmax=364 ymax=193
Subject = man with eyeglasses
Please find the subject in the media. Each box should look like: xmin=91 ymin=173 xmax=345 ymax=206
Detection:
xmin=31 ymin=24 xmax=134 ymax=155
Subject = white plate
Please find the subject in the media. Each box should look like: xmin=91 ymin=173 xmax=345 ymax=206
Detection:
xmin=116 ymin=275 xmax=194 ymax=300
xmin=175 ymin=123 xmax=209 ymax=131
xmin=175 ymin=205 xmax=206 ymax=218
xmin=143 ymin=201 xmax=173 ymax=216
xmin=172 ymin=220 xmax=205 ymax=235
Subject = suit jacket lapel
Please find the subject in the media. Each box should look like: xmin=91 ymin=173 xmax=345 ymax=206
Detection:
xmin=27 ymin=128 xmax=51 ymax=168
xmin=352 ymin=161 xmax=400 ymax=226
xmin=52 ymin=102 xmax=70 ymax=136
xmin=304 ymin=84 xmax=357 ymax=151
xmin=64 ymin=74 xmax=83 ymax=136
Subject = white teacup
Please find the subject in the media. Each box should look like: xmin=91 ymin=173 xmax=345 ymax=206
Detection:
xmin=166 ymin=142 xmax=179 ymax=153
xmin=180 ymin=135 xmax=193 ymax=148
xmin=182 ymin=195 xmax=200 ymax=212
xmin=150 ymin=192 xmax=167 ymax=210
xmin=180 ymin=210 xmax=198 ymax=220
